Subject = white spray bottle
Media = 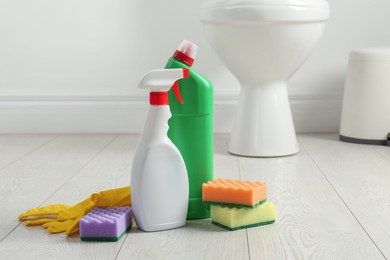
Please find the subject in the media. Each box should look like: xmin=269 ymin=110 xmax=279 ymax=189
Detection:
xmin=131 ymin=68 xmax=190 ymax=232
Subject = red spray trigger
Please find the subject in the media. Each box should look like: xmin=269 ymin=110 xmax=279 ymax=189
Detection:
xmin=171 ymin=68 xmax=189 ymax=104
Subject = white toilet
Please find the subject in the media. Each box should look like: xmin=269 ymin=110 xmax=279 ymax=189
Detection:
xmin=200 ymin=0 xmax=330 ymax=157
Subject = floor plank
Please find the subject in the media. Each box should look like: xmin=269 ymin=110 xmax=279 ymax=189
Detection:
xmin=300 ymin=134 xmax=390 ymax=259
xmin=0 ymin=135 xmax=57 ymax=169
xmin=116 ymin=134 xmax=249 ymax=260
xmin=0 ymin=135 xmax=115 ymax=242
xmin=373 ymin=144 xmax=390 ymax=162
xmin=0 ymin=135 xmax=138 ymax=260
xmin=0 ymin=134 xmax=388 ymax=260
xmin=239 ymin=141 xmax=384 ymax=260
xmin=214 ymin=134 xmax=240 ymax=179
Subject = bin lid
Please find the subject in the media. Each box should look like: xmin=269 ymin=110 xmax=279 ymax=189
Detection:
xmin=201 ymin=0 xmax=329 ymax=10
xmin=349 ymin=48 xmax=390 ymax=62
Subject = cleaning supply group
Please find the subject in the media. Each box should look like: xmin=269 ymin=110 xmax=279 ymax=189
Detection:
xmin=18 ymin=40 xmax=276 ymax=241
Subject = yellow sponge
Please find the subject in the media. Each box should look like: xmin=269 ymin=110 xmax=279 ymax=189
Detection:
xmin=211 ymin=201 xmax=276 ymax=231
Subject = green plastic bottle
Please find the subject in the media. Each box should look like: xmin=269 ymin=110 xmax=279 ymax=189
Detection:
xmin=165 ymin=40 xmax=213 ymax=219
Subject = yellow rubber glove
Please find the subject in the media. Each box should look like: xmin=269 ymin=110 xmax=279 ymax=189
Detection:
xmin=44 ymin=199 xmax=95 ymax=235
xmin=91 ymin=186 xmax=131 ymax=207
xmin=18 ymin=204 xmax=71 ymax=220
xmin=25 ymin=219 xmax=59 ymax=226
xmin=18 ymin=186 xmax=131 ymax=236
xmin=57 ymin=198 xmax=94 ymax=221
xmin=43 ymin=219 xmax=76 ymax=234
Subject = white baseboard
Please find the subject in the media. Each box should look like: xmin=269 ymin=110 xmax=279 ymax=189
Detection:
xmin=0 ymin=91 xmax=342 ymax=133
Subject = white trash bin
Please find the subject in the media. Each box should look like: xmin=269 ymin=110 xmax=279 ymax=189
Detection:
xmin=340 ymin=48 xmax=390 ymax=145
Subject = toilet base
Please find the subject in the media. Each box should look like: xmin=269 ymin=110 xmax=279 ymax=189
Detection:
xmin=229 ymin=81 xmax=299 ymax=157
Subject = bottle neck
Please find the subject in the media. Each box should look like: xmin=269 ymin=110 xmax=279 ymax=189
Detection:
xmin=150 ymin=92 xmax=168 ymax=106
xmin=173 ymin=51 xmax=194 ymax=67
xmin=140 ymin=106 xmax=170 ymax=143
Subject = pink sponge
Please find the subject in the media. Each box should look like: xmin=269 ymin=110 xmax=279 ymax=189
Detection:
xmin=80 ymin=207 xmax=132 ymax=242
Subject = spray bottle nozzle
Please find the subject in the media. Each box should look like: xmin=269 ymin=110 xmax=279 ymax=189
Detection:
xmin=139 ymin=68 xmax=190 ymax=106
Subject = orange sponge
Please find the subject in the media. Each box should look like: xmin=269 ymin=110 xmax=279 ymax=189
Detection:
xmin=202 ymin=178 xmax=267 ymax=208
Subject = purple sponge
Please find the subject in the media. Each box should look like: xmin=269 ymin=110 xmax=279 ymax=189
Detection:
xmin=80 ymin=207 xmax=132 ymax=242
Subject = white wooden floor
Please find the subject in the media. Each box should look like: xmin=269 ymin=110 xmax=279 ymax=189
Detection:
xmin=0 ymin=134 xmax=389 ymax=260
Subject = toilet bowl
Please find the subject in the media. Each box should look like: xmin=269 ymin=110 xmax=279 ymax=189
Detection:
xmin=200 ymin=0 xmax=330 ymax=157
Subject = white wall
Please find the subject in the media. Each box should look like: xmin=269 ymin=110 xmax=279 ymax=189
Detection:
xmin=0 ymin=0 xmax=390 ymax=133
